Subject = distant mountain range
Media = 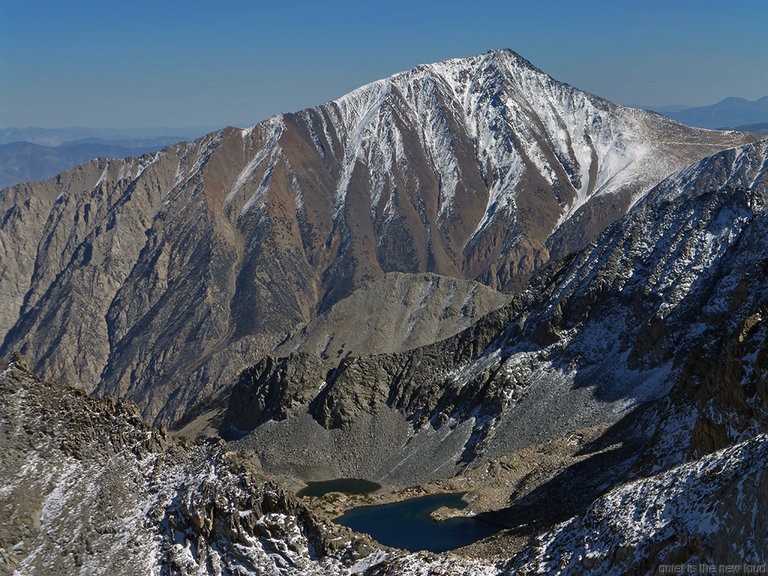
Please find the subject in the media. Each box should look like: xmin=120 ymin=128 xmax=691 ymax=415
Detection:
xmin=0 ymin=126 xmax=212 ymax=147
xmin=0 ymin=127 xmax=214 ymax=189
xmin=0 ymin=140 xmax=177 ymax=189
xmin=652 ymin=95 xmax=768 ymax=130
xmin=733 ymin=122 xmax=768 ymax=135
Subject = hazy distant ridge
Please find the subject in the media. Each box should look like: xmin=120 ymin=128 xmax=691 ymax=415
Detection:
xmin=658 ymin=95 xmax=768 ymax=129
xmin=0 ymin=127 xmax=213 ymax=189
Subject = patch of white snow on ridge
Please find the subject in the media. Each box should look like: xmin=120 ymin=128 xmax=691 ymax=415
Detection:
xmin=327 ymin=79 xmax=391 ymax=218
xmin=172 ymin=130 xmax=225 ymax=188
xmin=410 ymin=71 xmax=463 ymax=217
xmin=93 ymin=165 xmax=110 ymax=189
xmin=240 ymin=147 xmax=282 ymax=217
xmin=429 ymin=49 xmax=640 ymax=242
xmin=225 ymin=115 xmax=284 ymax=208
xmin=349 ymin=550 xmax=389 ymax=574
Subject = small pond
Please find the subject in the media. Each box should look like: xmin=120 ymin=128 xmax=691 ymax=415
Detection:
xmin=334 ymin=492 xmax=499 ymax=553
xmin=297 ymin=478 xmax=382 ymax=497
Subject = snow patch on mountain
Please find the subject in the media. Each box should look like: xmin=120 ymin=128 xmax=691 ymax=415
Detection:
xmin=226 ymin=115 xmax=284 ymax=209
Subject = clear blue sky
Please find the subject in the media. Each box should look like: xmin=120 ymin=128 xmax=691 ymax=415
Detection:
xmin=2 ymin=0 xmax=767 ymax=129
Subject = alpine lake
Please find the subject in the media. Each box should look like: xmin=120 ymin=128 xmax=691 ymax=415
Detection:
xmin=300 ymin=479 xmax=499 ymax=553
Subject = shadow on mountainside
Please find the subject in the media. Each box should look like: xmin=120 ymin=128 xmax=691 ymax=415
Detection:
xmin=476 ymin=401 xmax=658 ymax=536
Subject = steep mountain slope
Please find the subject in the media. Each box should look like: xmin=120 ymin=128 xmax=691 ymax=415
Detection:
xmin=5 ymin=142 xmax=768 ymax=574
xmin=0 ymin=50 xmax=755 ymax=425
xmin=224 ymin=139 xmax=768 ymax=487
xmin=511 ymin=434 xmax=768 ymax=575
xmin=275 ymin=272 xmax=511 ymax=360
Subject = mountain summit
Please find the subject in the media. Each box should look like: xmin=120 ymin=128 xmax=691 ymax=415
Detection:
xmin=0 ymin=49 xmax=756 ymax=423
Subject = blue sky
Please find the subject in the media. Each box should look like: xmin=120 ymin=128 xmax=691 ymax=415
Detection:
xmin=2 ymin=0 xmax=767 ymax=129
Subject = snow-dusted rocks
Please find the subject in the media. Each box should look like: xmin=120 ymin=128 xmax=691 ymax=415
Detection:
xmin=513 ymin=434 xmax=768 ymax=575
xmin=4 ymin=135 xmax=768 ymax=573
xmin=0 ymin=357 xmax=376 ymax=575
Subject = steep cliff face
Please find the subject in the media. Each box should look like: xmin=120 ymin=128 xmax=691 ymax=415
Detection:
xmin=0 ymin=50 xmax=755 ymax=425
xmin=636 ymin=275 xmax=768 ymax=477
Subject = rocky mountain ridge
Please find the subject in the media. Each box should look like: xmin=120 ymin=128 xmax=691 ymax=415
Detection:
xmin=0 ymin=356 xmax=381 ymax=575
xmin=511 ymin=433 xmax=768 ymax=574
xmin=206 ymin=137 xmax=768 ymax=572
xmin=275 ymin=271 xmax=511 ymax=360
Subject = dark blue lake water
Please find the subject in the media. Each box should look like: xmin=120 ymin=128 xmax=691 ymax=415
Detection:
xmin=335 ymin=493 xmax=499 ymax=553
xmin=297 ymin=478 xmax=382 ymax=497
